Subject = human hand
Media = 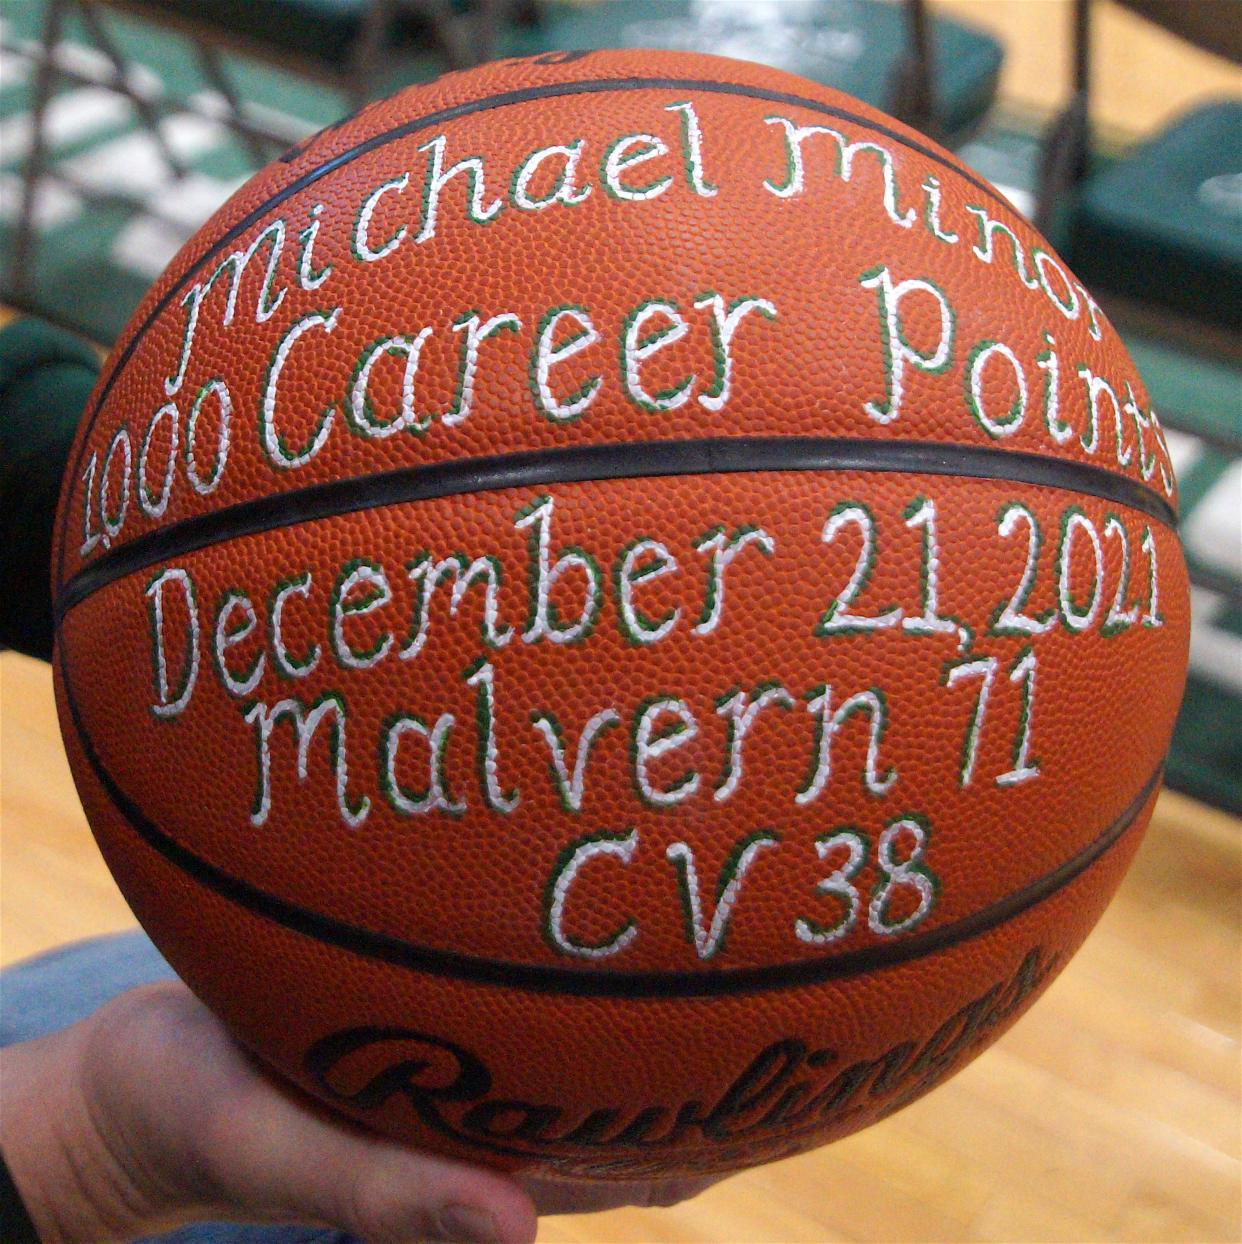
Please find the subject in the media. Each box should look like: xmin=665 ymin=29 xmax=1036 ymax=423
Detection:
xmin=1 ymin=980 xmax=535 ymax=1243
xmin=0 ymin=979 xmax=723 ymax=1243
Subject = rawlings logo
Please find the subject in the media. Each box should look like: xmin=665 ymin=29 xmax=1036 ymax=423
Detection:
xmin=304 ymin=946 xmax=1058 ymax=1165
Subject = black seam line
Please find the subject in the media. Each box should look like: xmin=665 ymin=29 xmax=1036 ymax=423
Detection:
xmin=55 ymin=72 xmax=1010 ymax=588
xmin=55 ymin=435 xmax=1178 ymax=624
xmin=56 ymin=633 xmax=1160 ymax=1000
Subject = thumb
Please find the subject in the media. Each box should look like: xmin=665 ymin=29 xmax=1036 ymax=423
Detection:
xmin=200 ymin=1070 xmax=537 ymax=1243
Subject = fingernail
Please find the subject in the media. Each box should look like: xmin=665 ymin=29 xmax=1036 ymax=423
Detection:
xmin=429 ymin=1202 xmax=502 ymax=1244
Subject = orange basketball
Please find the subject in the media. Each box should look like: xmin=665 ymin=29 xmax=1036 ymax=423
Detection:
xmin=53 ymin=51 xmax=1189 ymax=1182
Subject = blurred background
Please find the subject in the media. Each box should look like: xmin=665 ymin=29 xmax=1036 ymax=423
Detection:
xmin=0 ymin=3 xmax=1239 ymax=1242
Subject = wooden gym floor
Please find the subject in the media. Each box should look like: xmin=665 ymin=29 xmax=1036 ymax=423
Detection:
xmin=2 ymin=3 xmax=1240 ymax=1240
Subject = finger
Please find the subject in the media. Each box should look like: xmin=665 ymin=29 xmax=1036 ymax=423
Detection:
xmin=199 ymin=1062 xmax=536 ymax=1244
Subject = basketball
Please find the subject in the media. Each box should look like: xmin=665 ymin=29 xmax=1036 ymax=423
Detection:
xmin=51 ymin=50 xmax=1189 ymax=1182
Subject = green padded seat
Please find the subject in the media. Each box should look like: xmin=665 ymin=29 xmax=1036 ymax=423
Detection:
xmin=136 ymin=0 xmax=453 ymax=71
xmin=1064 ymin=101 xmax=1242 ymax=332
xmin=1170 ymin=671 xmax=1242 ymax=816
xmin=500 ymin=0 xmax=1003 ymax=147
xmin=0 ymin=319 xmax=101 ymax=661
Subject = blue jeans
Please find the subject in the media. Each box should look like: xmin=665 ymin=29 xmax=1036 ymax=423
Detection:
xmin=0 ymin=930 xmax=357 ymax=1244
